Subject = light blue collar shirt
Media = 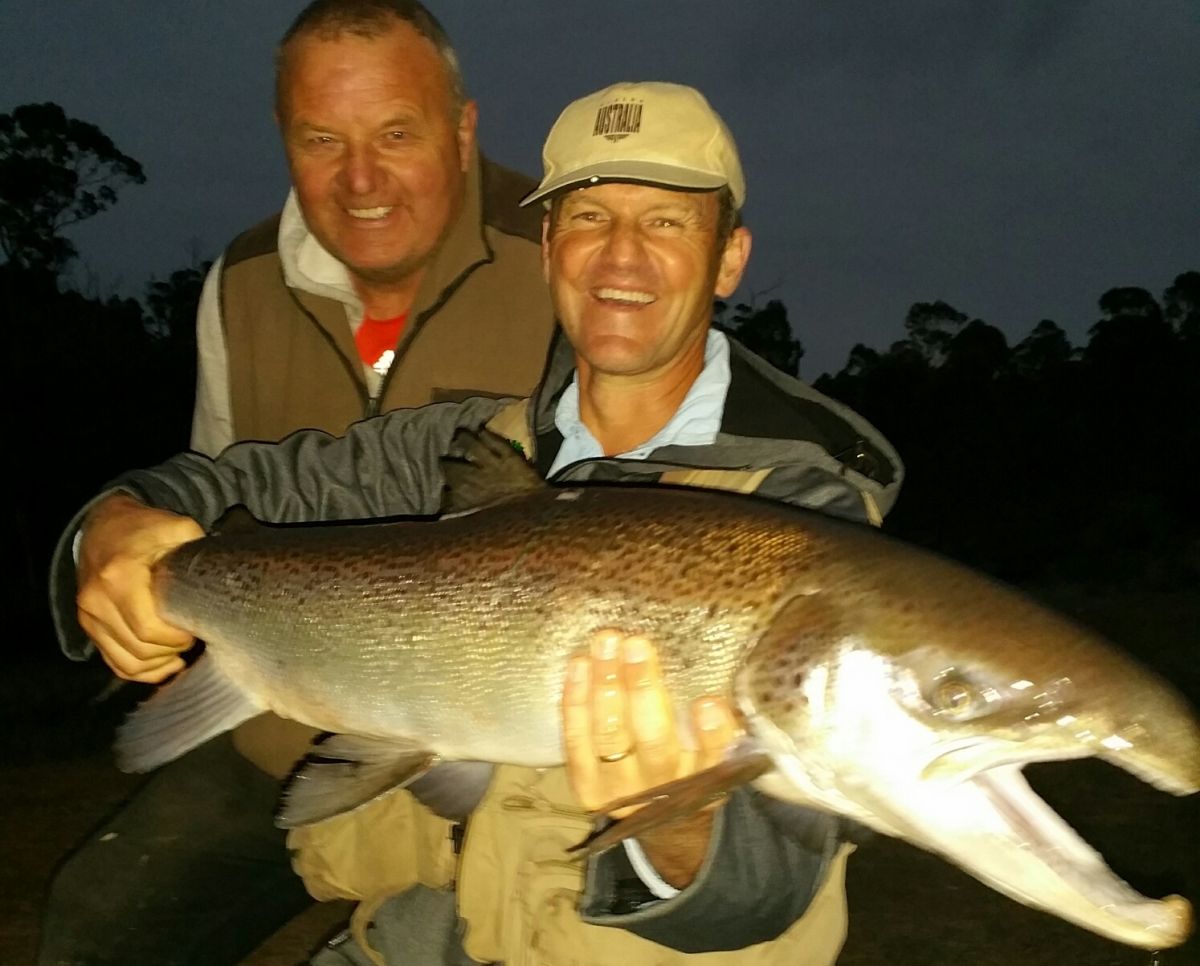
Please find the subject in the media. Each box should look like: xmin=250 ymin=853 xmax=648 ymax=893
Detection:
xmin=546 ymin=329 xmax=732 ymax=478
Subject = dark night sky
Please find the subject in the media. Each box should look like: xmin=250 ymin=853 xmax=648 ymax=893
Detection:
xmin=3 ymin=1 xmax=1197 ymax=377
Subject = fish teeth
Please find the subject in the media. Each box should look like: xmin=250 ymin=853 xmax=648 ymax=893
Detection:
xmin=347 ymin=206 xmax=393 ymax=220
xmin=595 ymin=287 xmax=655 ymax=305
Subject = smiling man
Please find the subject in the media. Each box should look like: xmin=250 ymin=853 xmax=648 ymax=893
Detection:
xmin=52 ymin=82 xmax=902 ymax=964
xmin=542 ymin=181 xmax=747 ymax=458
xmin=190 ymin=0 xmax=554 ymax=456
xmin=277 ymin=13 xmax=472 ymax=305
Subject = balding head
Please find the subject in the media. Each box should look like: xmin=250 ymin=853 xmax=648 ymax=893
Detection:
xmin=275 ymin=0 xmax=466 ymax=120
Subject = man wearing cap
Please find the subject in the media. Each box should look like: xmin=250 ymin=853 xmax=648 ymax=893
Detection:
xmin=55 ymin=81 xmax=902 ymax=964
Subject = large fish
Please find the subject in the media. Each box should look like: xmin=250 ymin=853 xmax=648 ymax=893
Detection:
xmin=117 ymin=430 xmax=1200 ymax=950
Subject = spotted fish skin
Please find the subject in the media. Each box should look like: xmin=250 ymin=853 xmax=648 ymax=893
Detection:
xmin=154 ymin=485 xmax=818 ymax=765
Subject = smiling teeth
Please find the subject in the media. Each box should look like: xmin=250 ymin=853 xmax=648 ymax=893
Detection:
xmin=595 ymin=287 xmax=655 ymax=304
xmin=348 ymin=207 xmax=393 ymax=220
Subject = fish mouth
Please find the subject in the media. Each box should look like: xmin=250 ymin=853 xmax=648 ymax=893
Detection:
xmin=959 ymin=762 xmax=1193 ymax=947
xmin=750 ymin=704 xmax=1194 ymax=949
xmin=904 ymin=705 xmax=1199 ymax=947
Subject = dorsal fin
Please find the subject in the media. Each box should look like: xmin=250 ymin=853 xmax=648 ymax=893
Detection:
xmin=210 ymin=504 xmax=262 ymax=536
xmin=440 ymin=427 xmax=546 ymax=515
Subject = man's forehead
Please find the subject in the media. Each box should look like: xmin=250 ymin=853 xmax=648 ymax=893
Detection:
xmin=559 ymin=182 xmax=719 ymax=213
xmin=278 ymin=20 xmax=453 ymax=116
xmin=282 ymin=21 xmax=446 ymax=87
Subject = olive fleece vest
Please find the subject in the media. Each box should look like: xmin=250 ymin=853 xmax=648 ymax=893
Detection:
xmin=218 ymin=153 xmax=556 ymax=442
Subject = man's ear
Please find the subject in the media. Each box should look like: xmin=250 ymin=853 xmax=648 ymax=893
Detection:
xmin=715 ymin=226 xmax=752 ymax=298
xmin=457 ymin=100 xmax=479 ymax=172
xmin=541 ymin=213 xmax=552 ymax=283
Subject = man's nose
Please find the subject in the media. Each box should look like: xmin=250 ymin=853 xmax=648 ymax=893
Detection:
xmin=599 ymin=219 xmax=645 ymax=267
xmin=339 ymin=145 xmax=380 ymax=195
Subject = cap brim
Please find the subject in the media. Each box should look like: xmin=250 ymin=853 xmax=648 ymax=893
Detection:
xmin=519 ymin=160 xmax=728 ymax=207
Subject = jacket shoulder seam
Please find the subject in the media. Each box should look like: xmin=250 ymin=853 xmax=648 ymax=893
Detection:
xmin=224 ymin=213 xmax=282 ymax=270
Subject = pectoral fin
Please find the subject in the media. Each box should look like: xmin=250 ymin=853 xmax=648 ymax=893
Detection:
xmin=278 ymin=734 xmax=437 ymax=828
xmin=407 ymin=760 xmax=496 ymax=821
xmin=115 ymin=654 xmax=264 ymax=773
xmin=277 ymin=735 xmax=498 ymax=827
xmin=570 ymin=747 xmax=774 ymax=855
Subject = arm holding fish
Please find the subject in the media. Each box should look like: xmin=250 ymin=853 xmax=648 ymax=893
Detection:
xmin=118 ymin=394 xmax=507 ymax=525
xmin=51 ymin=396 xmax=508 ymax=667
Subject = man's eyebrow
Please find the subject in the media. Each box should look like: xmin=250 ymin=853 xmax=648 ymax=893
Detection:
xmin=644 ymin=202 xmax=707 ymax=220
xmin=558 ymin=196 xmax=607 ymax=213
xmin=288 ymin=116 xmax=342 ymax=133
xmin=557 ymin=195 xmax=711 ymax=221
xmin=377 ymin=112 xmax=422 ymax=128
xmin=288 ymin=111 xmax=423 ymax=132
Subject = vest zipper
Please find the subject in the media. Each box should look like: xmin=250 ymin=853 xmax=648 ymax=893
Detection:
xmin=370 ymin=251 xmax=493 ymax=418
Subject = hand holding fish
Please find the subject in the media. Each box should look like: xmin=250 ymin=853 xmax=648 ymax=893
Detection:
xmin=562 ymin=630 xmax=737 ymax=887
xmin=77 ymin=493 xmax=203 ymax=683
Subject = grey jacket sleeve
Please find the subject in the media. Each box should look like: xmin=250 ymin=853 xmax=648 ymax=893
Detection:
xmin=50 ymin=396 xmax=506 ymax=661
xmin=578 ymin=789 xmax=841 ymax=951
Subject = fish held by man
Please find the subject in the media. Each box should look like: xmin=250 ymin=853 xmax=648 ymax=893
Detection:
xmin=115 ymin=429 xmax=1200 ymax=950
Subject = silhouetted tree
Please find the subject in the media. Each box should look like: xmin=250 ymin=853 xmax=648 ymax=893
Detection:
xmin=146 ymin=262 xmax=211 ymax=341
xmin=843 ymin=343 xmax=882 ymax=379
xmin=1162 ymin=271 xmax=1200 ymax=453
xmin=1163 ymin=271 xmax=1200 ymax=344
xmin=0 ymin=102 xmax=145 ymax=275
xmin=1082 ymin=286 xmax=1177 ymax=436
xmin=1084 ymin=286 xmax=1173 ymax=366
xmin=903 ymin=300 xmax=967 ymax=365
xmin=1007 ymin=319 xmax=1074 ymax=379
xmin=943 ymin=318 xmax=1008 ymax=382
xmin=714 ymin=298 xmax=803 ymax=376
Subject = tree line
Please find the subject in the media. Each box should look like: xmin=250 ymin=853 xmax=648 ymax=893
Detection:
xmin=715 ymin=277 xmax=1199 ymax=586
xmin=2 ymin=102 xmax=1196 ymax=646
xmin=814 ymin=279 xmax=1199 ymax=586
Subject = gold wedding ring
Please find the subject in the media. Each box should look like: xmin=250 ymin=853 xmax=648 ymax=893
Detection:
xmin=598 ymin=748 xmax=632 ymax=763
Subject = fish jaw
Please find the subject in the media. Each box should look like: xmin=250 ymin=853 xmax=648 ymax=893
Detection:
xmin=738 ymin=644 xmax=1196 ymax=950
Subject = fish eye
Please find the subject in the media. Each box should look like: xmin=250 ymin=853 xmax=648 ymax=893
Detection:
xmin=930 ymin=677 xmax=976 ymax=718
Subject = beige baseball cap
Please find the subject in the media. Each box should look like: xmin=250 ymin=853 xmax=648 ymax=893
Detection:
xmin=520 ymin=81 xmax=746 ymax=209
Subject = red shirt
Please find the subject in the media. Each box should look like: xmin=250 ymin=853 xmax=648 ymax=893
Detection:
xmin=355 ymin=314 xmax=408 ymax=374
